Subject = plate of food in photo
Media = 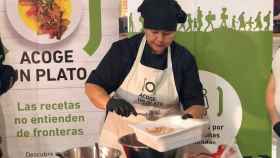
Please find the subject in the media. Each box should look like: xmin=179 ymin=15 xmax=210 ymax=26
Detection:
xmin=6 ymin=0 xmax=82 ymax=44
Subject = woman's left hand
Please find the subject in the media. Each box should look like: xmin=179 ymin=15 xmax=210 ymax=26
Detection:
xmin=183 ymin=105 xmax=206 ymax=119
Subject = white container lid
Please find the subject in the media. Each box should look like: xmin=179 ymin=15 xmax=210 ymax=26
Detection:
xmin=129 ymin=115 xmax=210 ymax=152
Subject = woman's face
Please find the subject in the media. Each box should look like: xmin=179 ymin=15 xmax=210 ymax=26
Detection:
xmin=144 ymin=29 xmax=176 ymax=54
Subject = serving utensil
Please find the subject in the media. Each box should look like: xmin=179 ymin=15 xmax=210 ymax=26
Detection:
xmin=137 ymin=110 xmax=161 ymax=121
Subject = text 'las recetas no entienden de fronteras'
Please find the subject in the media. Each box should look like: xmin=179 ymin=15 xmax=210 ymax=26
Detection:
xmin=15 ymin=101 xmax=86 ymax=137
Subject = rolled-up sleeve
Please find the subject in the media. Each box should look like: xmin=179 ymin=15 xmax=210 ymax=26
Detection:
xmin=86 ymin=42 xmax=124 ymax=94
xmin=180 ymin=54 xmax=204 ymax=110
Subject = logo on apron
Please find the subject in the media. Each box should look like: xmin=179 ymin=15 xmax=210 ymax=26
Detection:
xmin=138 ymin=78 xmax=163 ymax=107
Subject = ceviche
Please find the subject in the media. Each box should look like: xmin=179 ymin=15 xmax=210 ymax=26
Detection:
xmin=145 ymin=126 xmax=176 ymax=136
xmin=19 ymin=0 xmax=71 ymax=40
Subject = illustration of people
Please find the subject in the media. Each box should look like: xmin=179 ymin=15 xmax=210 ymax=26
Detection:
xmin=247 ymin=17 xmax=254 ymax=31
xmin=204 ymin=10 xmax=216 ymax=32
xmin=139 ymin=16 xmax=144 ymax=32
xmin=178 ymin=22 xmax=186 ymax=32
xmin=129 ymin=12 xmax=135 ymax=32
xmin=220 ymin=7 xmax=228 ymax=29
xmin=193 ymin=18 xmax=198 ymax=31
xmin=254 ymin=11 xmax=263 ymax=31
xmin=197 ymin=6 xmax=204 ymax=31
xmin=231 ymin=15 xmax=237 ymax=31
xmin=238 ymin=12 xmax=246 ymax=31
xmin=263 ymin=10 xmax=271 ymax=31
xmin=185 ymin=13 xmax=193 ymax=32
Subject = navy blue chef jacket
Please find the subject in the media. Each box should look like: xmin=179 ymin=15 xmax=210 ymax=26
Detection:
xmin=86 ymin=33 xmax=204 ymax=110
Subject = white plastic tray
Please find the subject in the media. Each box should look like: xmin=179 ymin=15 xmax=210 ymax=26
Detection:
xmin=129 ymin=115 xmax=209 ymax=152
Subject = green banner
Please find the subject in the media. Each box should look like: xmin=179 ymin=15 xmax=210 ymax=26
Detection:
xmin=127 ymin=0 xmax=273 ymax=156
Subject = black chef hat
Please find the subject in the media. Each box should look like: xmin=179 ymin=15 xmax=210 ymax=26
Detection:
xmin=138 ymin=0 xmax=187 ymax=31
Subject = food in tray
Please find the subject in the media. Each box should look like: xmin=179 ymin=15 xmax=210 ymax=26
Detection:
xmin=18 ymin=0 xmax=71 ymax=40
xmin=145 ymin=126 xmax=176 ymax=136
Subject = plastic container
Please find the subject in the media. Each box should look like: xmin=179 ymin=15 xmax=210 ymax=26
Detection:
xmin=129 ymin=115 xmax=209 ymax=152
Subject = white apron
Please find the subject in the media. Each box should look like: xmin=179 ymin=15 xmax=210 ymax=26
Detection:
xmin=99 ymin=36 xmax=182 ymax=158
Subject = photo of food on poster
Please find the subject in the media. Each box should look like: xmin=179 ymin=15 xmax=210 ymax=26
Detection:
xmin=0 ymin=0 xmax=120 ymax=157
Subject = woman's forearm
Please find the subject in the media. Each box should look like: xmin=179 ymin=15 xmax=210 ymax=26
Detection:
xmin=265 ymin=74 xmax=279 ymax=125
xmin=85 ymin=83 xmax=110 ymax=110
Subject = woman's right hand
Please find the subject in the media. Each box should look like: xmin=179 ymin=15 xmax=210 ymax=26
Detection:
xmin=106 ymin=98 xmax=137 ymax=117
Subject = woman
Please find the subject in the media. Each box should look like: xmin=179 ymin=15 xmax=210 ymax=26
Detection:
xmin=85 ymin=0 xmax=205 ymax=157
xmin=266 ymin=48 xmax=280 ymax=157
xmin=266 ymin=49 xmax=280 ymax=146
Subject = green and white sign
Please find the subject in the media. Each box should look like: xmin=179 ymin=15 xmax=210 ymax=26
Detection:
xmin=0 ymin=0 xmax=119 ymax=157
xmin=127 ymin=0 xmax=272 ymax=157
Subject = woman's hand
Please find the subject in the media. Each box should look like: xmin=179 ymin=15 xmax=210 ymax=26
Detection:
xmin=183 ymin=105 xmax=206 ymax=119
xmin=106 ymin=98 xmax=137 ymax=117
xmin=85 ymin=83 xmax=137 ymax=117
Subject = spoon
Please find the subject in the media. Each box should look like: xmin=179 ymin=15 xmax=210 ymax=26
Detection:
xmin=137 ymin=110 xmax=160 ymax=121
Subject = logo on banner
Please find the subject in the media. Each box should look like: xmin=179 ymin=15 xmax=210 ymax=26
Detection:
xmin=138 ymin=78 xmax=163 ymax=107
xmin=198 ymin=70 xmax=242 ymax=145
xmin=84 ymin=0 xmax=102 ymax=55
